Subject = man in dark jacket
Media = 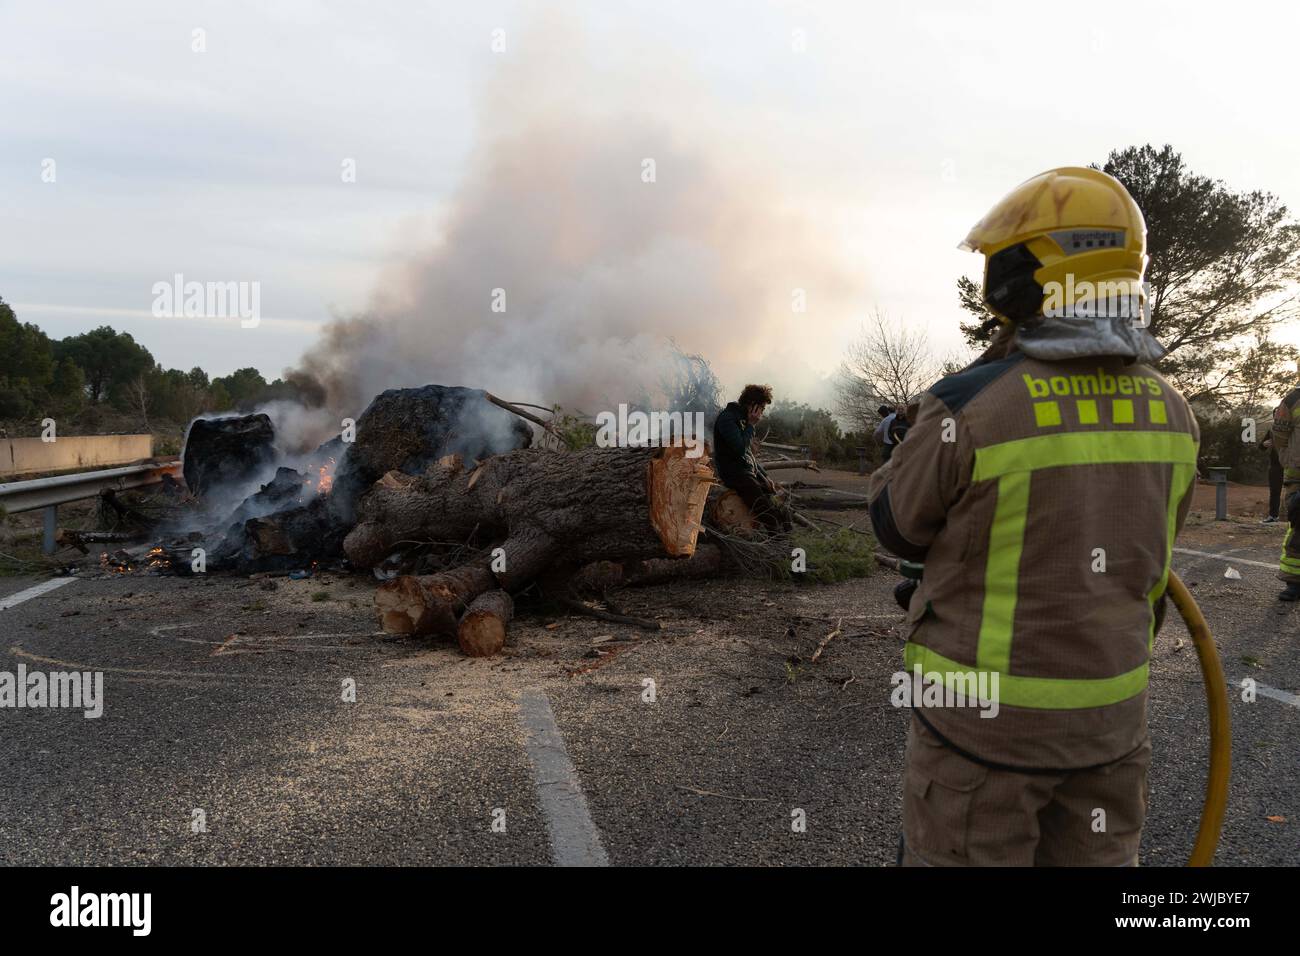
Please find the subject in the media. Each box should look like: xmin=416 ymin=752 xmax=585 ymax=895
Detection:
xmin=712 ymin=384 xmax=791 ymax=533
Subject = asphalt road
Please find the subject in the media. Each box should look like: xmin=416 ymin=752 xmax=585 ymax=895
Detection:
xmin=0 ymin=529 xmax=1295 ymax=866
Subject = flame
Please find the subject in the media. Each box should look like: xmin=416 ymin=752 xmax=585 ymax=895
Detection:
xmin=317 ymin=458 xmax=335 ymax=495
xmin=98 ymin=546 xmax=173 ymax=574
xmin=99 ymin=551 xmax=133 ymax=574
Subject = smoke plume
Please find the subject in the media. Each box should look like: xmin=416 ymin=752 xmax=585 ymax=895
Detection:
xmin=288 ymin=17 xmax=866 ymax=424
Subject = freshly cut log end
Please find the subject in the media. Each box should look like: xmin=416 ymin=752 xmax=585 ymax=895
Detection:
xmin=707 ymin=488 xmax=758 ymax=535
xmin=648 ymin=445 xmax=715 ymax=556
xmin=375 ymin=576 xmax=446 ymax=635
xmin=376 ymin=564 xmax=496 ymax=636
xmin=457 ymin=590 xmax=514 ymax=657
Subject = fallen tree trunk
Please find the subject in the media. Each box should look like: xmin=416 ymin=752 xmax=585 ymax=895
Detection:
xmin=457 ymin=590 xmax=514 ymax=657
xmin=358 ymin=445 xmax=715 ymax=636
xmin=348 ymin=445 xmax=713 ymax=569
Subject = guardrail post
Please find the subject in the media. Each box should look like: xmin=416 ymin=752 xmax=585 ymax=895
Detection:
xmin=43 ymin=504 xmax=57 ymax=555
xmin=1207 ymin=466 xmax=1231 ymax=521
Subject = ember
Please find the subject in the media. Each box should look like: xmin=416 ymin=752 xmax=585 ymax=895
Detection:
xmin=310 ymin=457 xmax=336 ymax=495
xmin=99 ymin=546 xmax=178 ymax=575
xmin=145 ymin=547 xmax=172 ymax=572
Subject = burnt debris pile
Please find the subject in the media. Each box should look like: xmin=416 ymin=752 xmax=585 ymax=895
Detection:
xmin=179 ymin=385 xmax=533 ymax=573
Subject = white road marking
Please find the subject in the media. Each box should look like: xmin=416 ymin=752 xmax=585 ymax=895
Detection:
xmin=1240 ymin=678 xmax=1300 ymax=709
xmin=518 ymin=690 xmax=609 ymax=867
xmin=0 ymin=577 xmax=75 ymax=610
xmin=1173 ymin=547 xmax=1276 ymax=572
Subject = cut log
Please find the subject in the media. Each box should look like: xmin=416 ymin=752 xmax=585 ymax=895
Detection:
xmin=375 ymin=564 xmax=496 ymax=636
xmin=706 ymin=488 xmax=758 ymax=535
xmin=345 ymin=444 xmax=715 ymax=571
xmin=649 ymin=446 xmax=715 ymax=556
xmin=759 ymin=459 xmax=819 ymax=472
xmin=457 ymin=590 xmax=514 ymax=657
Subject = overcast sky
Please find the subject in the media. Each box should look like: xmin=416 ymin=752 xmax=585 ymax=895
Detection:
xmin=2 ymin=0 xmax=1297 ymax=406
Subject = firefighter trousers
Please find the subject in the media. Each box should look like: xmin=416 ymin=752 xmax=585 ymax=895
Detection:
xmin=899 ymin=716 xmax=1150 ymax=866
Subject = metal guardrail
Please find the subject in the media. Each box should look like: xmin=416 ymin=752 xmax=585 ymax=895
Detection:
xmin=0 ymin=458 xmax=182 ymax=554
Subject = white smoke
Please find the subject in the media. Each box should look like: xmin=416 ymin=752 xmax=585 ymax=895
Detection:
xmin=288 ymin=14 xmax=867 ymax=421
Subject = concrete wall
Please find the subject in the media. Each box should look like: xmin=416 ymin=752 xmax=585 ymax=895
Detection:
xmin=0 ymin=435 xmax=154 ymax=479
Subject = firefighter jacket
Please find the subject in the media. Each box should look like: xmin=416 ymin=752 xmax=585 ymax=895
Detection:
xmin=1271 ymin=386 xmax=1300 ymax=484
xmin=868 ymin=352 xmax=1199 ymax=768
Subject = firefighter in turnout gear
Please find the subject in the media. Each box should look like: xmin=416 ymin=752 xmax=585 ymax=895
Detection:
xmin=868 ymin=167 xmax=1200 ymax=866
xmin=1269 ymin=386 xmax=1300 ymax=600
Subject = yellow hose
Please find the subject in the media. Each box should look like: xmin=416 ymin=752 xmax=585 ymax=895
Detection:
xmin=1166 ymin=570 xmax=1232 ymax=867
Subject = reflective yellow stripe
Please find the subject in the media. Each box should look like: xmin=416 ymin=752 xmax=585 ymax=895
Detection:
xmin=977 ymin=471 xmax=1029 ymax=674
xmin=1148 ymin=463 xmax=1196 ymax=649
xmin=936 ymin=428 xmax=1200 ymax=710
xmin=1282 ymin=528 xmax=1300 ymax=570
xmin=905 ymin=643 xmax=1149 ymax=710
xmin=973 ymin=430 xmax=1198 ymax=482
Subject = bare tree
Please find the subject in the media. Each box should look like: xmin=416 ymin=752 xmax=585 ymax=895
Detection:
xmin=836 ymin=310 xmax=940 ymax=432
xmin=128 ymin=374 xmax=151 ymax=430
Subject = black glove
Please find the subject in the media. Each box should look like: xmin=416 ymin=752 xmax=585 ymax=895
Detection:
xmin=894 ymin=578 xmax=918 ymax=612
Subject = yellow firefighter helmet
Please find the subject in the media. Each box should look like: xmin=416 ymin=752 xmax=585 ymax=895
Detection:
xmin=959 ymin=166 xmax=1147 ymax=324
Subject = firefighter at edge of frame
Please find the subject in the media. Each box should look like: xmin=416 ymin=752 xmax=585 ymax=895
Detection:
xmin=866 ymin=166 xmax=1200 ymax=866
xmin=1268 ymin=382 xmax=1300 ymax=599
xmin=712 ymin=384 xmax=793 ymax=534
